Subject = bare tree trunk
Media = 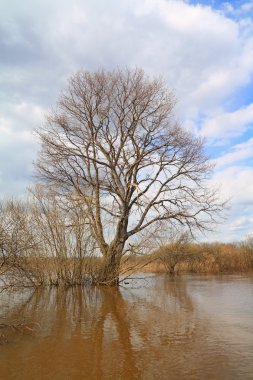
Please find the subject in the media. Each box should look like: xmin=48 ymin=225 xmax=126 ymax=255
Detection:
xmin=99 ymin=241 xmax=124 ymax=286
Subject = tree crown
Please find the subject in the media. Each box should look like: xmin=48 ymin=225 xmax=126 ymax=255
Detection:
xmin=36 ymin=68 xmax=223 ymax=254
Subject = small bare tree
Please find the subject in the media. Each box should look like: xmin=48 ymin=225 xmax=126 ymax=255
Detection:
xmin=29 ymin=185 xmax=97 ymax=285
xmin=36 ymin=68 xmax=224 ymax=285
xmin=0 ymin=200 xmax=39 ymax=289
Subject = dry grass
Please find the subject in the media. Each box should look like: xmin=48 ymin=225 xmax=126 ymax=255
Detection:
xmin=31 ymin=242 xmax=253 ymax=281
xmin=122 ymin=242 xmax=253 ymax=275
xmin=2 ymin=241 xmax=253 ymax=291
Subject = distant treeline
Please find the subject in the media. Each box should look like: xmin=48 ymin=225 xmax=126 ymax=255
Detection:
xmin=124 ymin=240 xmax=253 ymax=275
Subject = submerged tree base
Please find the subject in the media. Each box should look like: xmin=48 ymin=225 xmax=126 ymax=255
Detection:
xmin=1 ymin=241 xmax=253 ymax=292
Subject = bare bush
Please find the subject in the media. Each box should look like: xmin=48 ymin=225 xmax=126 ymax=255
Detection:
xmin=30 ymin=185 xmax=97 ymax=285
xmin=0 ymin=200 xmax=39 ymax=290
xmin=0 ymin=190 xmax=98 ymax=290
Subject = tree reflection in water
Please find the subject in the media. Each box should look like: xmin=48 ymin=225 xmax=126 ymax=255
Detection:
xmin=1 ymin=274 xmax=253 ymax=379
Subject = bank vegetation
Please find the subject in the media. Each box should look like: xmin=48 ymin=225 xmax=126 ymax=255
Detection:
xmin=125 ymin=237 xmax=253 ymax=275
xmin=0 ymin=194 xmax=252 ymax=292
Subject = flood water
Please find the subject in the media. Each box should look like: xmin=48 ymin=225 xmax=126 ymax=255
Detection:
xmin=0 ymin=274 xmax=253 ymax=379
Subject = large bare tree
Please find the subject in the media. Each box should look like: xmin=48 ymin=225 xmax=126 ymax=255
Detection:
xmin=36 ymin=68 xmax=224 ymax=285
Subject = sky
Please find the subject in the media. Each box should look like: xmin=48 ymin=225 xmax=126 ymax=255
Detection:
xmin=1 ymin=0 xmax=253 ymax=242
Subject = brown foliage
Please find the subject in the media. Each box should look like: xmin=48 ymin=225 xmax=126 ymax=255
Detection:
xmin=145 ymin=241 xmax=253 ymax=274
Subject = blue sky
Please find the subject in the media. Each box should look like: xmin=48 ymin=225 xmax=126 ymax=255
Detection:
xmin=1 ymin=0 xmax=253 ymax=242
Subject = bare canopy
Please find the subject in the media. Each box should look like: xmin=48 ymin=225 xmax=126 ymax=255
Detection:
xmin=36 ymin=68 xmax=224 ymax=284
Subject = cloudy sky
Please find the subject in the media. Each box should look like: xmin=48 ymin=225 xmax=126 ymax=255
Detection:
xmin=1 ymin=0 xmax=253 ymax=242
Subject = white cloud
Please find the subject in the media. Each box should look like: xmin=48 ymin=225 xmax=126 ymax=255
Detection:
xmin=205 ymin=164 xmax=253 ymax=242
xmin=214 ymin=137 xmax=253 ymax=168
xmin=208 ymin=211 xmax=253 ymax=242
xmin=224 ymin=1 xmax=253 ymax=15
xmin=212 ymin=165 xmax=253 ymax=204
xmin=0 ymin=0 xmax=253 ymax=241
xmin=0 ymin=102 xmax=40 ymax=197
xmin=241 ymin=2 xmax=253 ymax=12
xmin=1 ymin=0 xmax=253 ymax=114
xmin=201 ymin=103 xmax=253 ymax=141
xmin=0 ymin=101 xmax=44 ymax=133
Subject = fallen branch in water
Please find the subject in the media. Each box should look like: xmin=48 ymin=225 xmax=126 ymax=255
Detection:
xmin=0 ymin=321 xmax=41 ymax=344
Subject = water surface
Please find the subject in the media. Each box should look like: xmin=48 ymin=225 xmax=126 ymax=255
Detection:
xmin=0 ymin=274 xmax=253 ymax=379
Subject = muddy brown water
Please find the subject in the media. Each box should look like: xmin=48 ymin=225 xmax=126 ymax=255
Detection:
xmin=0 ymin=274 xmax=253 ymax=379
